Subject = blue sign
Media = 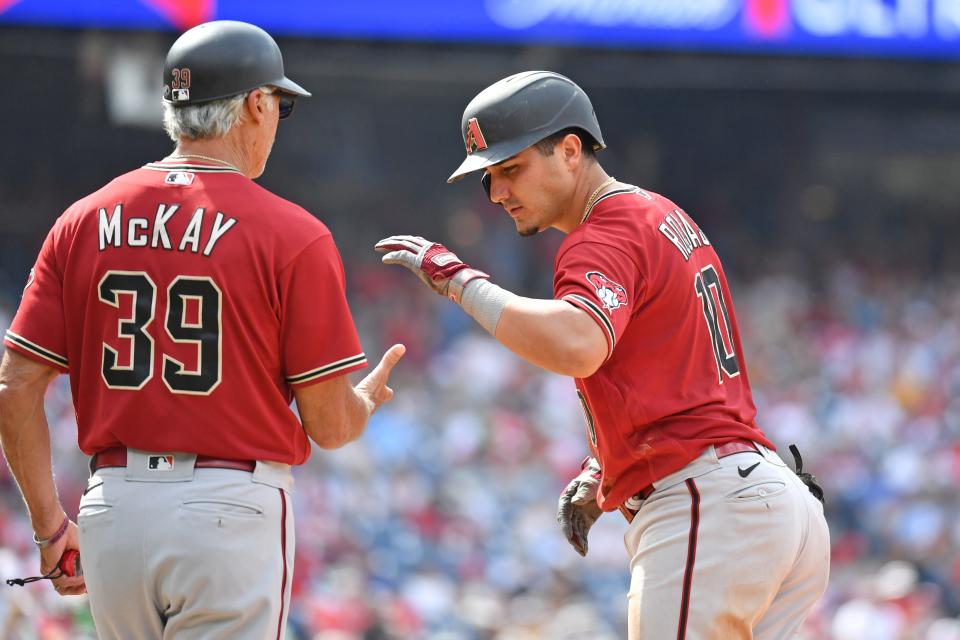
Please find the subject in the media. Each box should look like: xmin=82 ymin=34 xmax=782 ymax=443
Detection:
xmin=2 ymin=0 xmax=960 ymax=59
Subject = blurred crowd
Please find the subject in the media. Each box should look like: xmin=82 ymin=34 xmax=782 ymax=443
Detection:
xmin=0 ymin=243 xmax=958 ymax=639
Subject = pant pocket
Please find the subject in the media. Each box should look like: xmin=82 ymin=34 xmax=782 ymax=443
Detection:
xmin=725 ymin=481 xmax=787 ymax=503
xmin=180 ymin=498 xmax=264 ymax=518
xmin=78 ymin=478 xmax=114 ymax=519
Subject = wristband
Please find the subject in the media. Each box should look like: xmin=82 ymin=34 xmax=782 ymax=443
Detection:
xmin=459 ymin=278 xmax=516 ymax=335
xmin=33 ymin=515 xmax=69 ymax=549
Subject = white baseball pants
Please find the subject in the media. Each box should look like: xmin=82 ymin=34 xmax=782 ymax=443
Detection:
xmin=78 ymin=450 xmax=295 ymax=640
xmin=623 ymin=443 xmax=830 ymax=639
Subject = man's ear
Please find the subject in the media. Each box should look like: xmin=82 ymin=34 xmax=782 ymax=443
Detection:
xmin=245 ymin=90 xmax=267 ymax=124
xmin=561 ymin=133 xmax=583 ymax=168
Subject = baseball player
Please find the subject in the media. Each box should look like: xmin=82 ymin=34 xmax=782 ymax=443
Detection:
xmin=376 ymin=71 xmax=829 ymax=638
xmin=0 ymin=21 xmax=403 ymax=639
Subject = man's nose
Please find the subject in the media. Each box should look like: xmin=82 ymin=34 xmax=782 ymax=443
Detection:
xmin=488 ymin=174 xmax=509 ymax=204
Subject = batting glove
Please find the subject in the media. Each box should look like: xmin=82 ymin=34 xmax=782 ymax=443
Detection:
xmin=557 ymin=457 xmax=603 ymax=557
xmin=375 ymin=235 xmax=489 ymax=302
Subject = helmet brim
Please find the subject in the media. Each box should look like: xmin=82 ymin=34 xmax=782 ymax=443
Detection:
xmin=271 ymin=76 xmax=311 ymax=98
xmin=447 ymin=141 xmax=531 ymax=184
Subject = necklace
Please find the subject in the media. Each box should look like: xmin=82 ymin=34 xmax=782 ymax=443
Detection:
xmin=580 ymin=176 xmax=617 ymax=224
xmin=166 ymin=153 xmax=243 ymax=173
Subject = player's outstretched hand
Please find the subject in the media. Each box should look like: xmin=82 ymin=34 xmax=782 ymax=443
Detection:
xmin=375 ymin=235 xmax=488 ymax=302
xmin=355 ymin=344 xmax=406 ymax=414
xmin=557 ymin=457 xmax=604 ymax=557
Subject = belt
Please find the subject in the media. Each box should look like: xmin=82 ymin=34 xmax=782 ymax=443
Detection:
xmin=91 ymin=447 xmax=256 ymax=473
xmin=619 ymin=439 xmax=760 ymax=522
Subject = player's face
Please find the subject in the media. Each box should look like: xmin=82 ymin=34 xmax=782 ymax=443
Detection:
xmin=485 ymin=146 xmax=574 ymax=237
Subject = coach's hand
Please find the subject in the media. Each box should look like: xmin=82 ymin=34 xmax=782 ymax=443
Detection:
xmin=375 ymin=235 xmax=489 ymax=302
xmin=557 ymin=457 xmax=603 ymax=557
xmin=355 ymin=344 xmax=406 ymax=414
xmin=38 ymin=516 xmax=86 ymax=596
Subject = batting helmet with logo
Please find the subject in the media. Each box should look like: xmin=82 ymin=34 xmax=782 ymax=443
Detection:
xmin=163 ymin=20 xmax=311 ymax=105
xmin=447 ymin=71 xmax=605 ymax=184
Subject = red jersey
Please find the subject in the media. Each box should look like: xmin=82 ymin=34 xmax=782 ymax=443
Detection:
xmin=4 ymin=159 xmax=367 ymax=464
xmin=554 ymin=185 xmax=774 ymax=511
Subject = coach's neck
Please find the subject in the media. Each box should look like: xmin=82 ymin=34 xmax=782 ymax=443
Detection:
xmin=173 ymin=91 xmax=277 ymax=180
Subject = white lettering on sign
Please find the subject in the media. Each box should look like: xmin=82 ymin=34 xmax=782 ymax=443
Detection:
xmin=485 ymin=0 xmax=738 ymax=30
xmin=935 ymin=0 xmax=960 ymax=37
xmin=792 ymin=0 xmax=952 ymax=39
xmin=485 ymin=0 xmax=960 ymax=43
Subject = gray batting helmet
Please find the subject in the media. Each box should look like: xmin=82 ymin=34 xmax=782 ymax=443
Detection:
xmin=163 ymin=20 xmax=310 ymax=105
xmin=447 ymin=71 xmax=605 ymax=184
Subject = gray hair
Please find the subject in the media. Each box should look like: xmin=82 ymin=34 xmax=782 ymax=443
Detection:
xmin=162 ymin=87 xmax=276 ymax=141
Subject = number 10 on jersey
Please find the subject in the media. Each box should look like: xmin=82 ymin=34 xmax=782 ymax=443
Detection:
xmin=694 ymin=264 xmax=740 ymax=384
xmin=98 ymin=270 xmax=222 ymax=395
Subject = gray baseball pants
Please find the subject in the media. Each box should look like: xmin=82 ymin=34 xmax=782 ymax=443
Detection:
xmin=78 ymin=450 xmax=295 ymax=639
xmin=624 ymin=443 xmax=830 ymax=639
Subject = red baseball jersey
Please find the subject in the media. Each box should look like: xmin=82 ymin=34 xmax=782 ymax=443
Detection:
xmin=554 ymin=185 xmax=774 ymax=511
xmin=3 ymin=159 xmax=367 ymax=464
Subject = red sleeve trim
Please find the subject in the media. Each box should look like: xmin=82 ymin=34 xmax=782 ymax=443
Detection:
xmin=286 ymin=353 xmax=367 ymax=387
xmin=3 ymin=331 xmax=69 ymax=372
xmin=561 ymin=295 xmax=614 ymax=361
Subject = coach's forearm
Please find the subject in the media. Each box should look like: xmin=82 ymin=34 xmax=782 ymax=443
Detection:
xmin=492 ymin=296 xmax=607 ymax=378
xmin=0 ymin=355 xmax=65 ymax=537
xmin=298 ymin=380 xmax=371 ymax=450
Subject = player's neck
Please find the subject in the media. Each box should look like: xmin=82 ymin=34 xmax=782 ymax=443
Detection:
xmin=555 ymin=166 xmax=613 ymax=234
xmin=171 ymin=136 xmax=254 ymax=177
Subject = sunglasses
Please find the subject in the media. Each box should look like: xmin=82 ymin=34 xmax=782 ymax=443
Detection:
xmin=278 ymin=95 xmax=296 ymax=120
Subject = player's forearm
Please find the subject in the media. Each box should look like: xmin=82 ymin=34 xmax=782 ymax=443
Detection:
xmin=493 ymin=296 xmax=605 ymax=378
xmin=0 ymin=371 xmax=65 ymax=536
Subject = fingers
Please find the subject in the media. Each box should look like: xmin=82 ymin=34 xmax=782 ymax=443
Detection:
xmin=361 ymin=344 xmax=406 ymax=396
xmin=374 ymin=235 xmax=428 ymax=254
xmin=380 ymin=251 xmax=415 ymax=267
xmin=571 ymin=513 xmax=589 ymax=556
xmin=379 ymin=344 xmax=406 ymax=372
xmin=53 ymin=576 xmax=86 ymax=596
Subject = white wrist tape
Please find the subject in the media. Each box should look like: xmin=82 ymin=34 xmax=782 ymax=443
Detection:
xmin=459 ymin=278 xmax=516 ymax=335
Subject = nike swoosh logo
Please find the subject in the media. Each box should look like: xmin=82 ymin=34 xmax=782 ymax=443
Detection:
xmin=82 ymin=481 xmax=104 ymax=496
xmin=738 ymin=462 xmax=761 ymax=478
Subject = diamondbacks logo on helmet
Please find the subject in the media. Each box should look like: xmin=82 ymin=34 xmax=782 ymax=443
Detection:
xmin=586 ymin=271 xmax=627 ymax=312
xmin=464 ymin=118 xmax=488 ymax=154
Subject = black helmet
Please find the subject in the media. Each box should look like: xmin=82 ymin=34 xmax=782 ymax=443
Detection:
xmin=163 ymin=20 xmax=310 ymax=105
xmin=447 ymin=71 xmax=605 ymax=183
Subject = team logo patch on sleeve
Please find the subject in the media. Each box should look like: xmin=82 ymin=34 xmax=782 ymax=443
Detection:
xmin=586 ymin=271 xmax=628 ymax=312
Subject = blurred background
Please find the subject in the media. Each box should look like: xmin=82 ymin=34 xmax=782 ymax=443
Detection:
xmin=1 ymin=1 xmax=960 ymax=638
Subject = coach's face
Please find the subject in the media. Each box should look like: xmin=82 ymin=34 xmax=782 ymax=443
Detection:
xmin=485 ymin=138 xmax=580 ymax=237
xmin=244 ymin=89 xmax=281 ymax=178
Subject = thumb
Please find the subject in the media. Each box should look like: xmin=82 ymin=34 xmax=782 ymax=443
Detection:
xmin=571 ymin=481 xmax=596 ymax=506
xmin=369 ymin=344 xmax=406 ymax=385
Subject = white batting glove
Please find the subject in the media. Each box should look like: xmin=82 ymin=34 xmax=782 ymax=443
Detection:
xmin=557 ymin=457 xmax=603 ymax=557
xmin=374 ymin=235 xmax=488 ymax=302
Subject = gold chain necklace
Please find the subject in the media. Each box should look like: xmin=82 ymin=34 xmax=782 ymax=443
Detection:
xmin=166 ymin=153 xmax=242 ymax=173
xmin=580 ymin=176 xmax=617 ymax=224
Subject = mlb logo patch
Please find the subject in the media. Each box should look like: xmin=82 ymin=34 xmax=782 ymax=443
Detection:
xmin=165 ymin=171 xmax=195 ymax=186
xmin=148 ymin=455 xmax=175 ymax=471
xmin=171 ymin=88 xmax=190 ymax=101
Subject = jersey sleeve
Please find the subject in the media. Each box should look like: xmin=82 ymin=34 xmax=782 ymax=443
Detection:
xmin=279 ymin=234 xmax=367 ymax=388
xmin=553 ymin=241 xmax=644 ymax=360
xmin=3 ymin=223 xmax=69 ymax=372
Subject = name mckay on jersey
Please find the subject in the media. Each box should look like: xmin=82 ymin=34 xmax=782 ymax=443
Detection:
xmin=97 ymin=203 xmax=237 ymax=256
